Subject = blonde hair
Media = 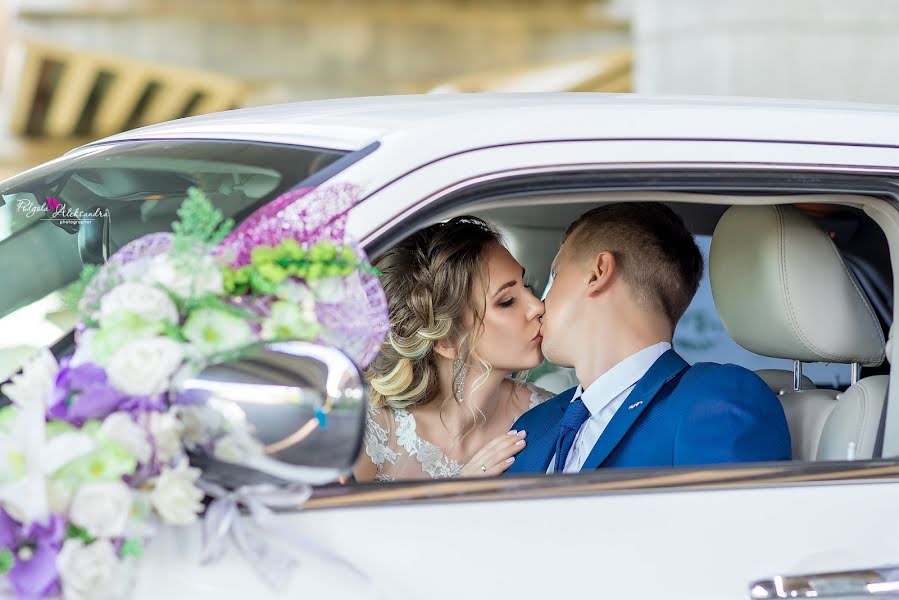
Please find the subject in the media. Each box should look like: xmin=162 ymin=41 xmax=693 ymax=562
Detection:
xmin=365 ymin=216 xmax=503 ymax=415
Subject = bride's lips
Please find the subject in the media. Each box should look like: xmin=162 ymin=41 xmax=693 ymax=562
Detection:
xmin=532 ymin=332 xmax=543 ymax=343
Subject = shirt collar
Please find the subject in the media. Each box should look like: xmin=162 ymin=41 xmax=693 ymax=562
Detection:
xmin=576 ymin=342 xmax=672 ymax=416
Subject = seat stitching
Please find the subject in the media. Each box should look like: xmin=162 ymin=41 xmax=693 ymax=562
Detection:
xmin=777 ymin=207 xmax=830 ymax=359
xmin=854 ymin=385 xmax=869 ymax=452
xmin=778 ymin=206 xmax=884 ymax=363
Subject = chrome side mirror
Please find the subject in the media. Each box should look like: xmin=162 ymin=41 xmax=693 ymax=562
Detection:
xmin=179 ymin=341 xmax=366 ymax=486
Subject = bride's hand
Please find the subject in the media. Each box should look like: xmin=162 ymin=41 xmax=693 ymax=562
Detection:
xmin=461 ymin=430 xmax=528 ymax=477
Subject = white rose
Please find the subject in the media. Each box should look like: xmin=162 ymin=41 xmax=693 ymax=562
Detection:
xmin=69 ymin=481 xmax=132 ymax=539
xmin=57 ymin=539 xmax=118 ymax=600
xmin=311 ymin=276 xmax=345 ymax=303
xmin=99 ymin=282 xmax=178 ymax=326
xmin=175 ymin=405 xmax=221 ymax=449
xmin=116 ymin=256 xmax=154 ymax=283
xmin=149 ymin=411 xmax=184 ymax=463
xmin=150 ymin=462 xmax=204 ymax=525
xmin=213 ymin=430 xmax=262 ymax=464
xmin=107 ymin=337 xmax=184 ymax=397
xmin=100 ymin=413 xmax=152 ymax=464
xmin=169 ymin=357 xmax=205 ymax=393
xmin=69 ymin=330 xmax=97 ymax=368
xmin=149 ymin=255 xmax=223 ymax=299
xmin=0 ymin=349 xmax=58 ymax=408
xmin=275 ymin=279 xmax=314 ymax=303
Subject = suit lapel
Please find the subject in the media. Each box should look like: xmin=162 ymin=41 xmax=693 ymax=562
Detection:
xmin=579 ymin=350 xmax=689 ymax=471
xmin=508 ymin=387 xmax=576 ymax=474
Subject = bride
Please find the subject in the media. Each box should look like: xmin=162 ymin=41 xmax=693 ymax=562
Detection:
xmin=354 ymin=216 xmax=553 ymax=482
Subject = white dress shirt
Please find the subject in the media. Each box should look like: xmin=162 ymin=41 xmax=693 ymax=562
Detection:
xmin=548 ymin=342 xmax=672 ymax=473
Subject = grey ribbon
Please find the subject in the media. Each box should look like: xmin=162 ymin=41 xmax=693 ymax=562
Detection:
xmin=197 ymin=480 xmax=375 ymax=595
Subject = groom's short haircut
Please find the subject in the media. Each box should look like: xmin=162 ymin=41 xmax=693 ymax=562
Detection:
xmin=562 ymin=202 xmax=703 ymax=325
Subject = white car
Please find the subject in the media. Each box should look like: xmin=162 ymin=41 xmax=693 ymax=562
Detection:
xmin=2 ymin=93 xmax=899 ymax=599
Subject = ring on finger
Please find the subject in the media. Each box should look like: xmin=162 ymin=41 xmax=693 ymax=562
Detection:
xmin=480 ymin=464 xmax=487 ymax=472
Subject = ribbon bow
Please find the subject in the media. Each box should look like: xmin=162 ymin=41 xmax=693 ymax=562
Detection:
xmin=197 ymin=480 xmax=375 ymax=595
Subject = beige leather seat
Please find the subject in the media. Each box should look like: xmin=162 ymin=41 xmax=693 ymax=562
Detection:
xmin=710 ymin=205 xmax=886 ymax=461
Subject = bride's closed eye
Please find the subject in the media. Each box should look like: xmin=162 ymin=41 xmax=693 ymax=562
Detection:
xmin=498 ymin=278 xmax=535 ymax=308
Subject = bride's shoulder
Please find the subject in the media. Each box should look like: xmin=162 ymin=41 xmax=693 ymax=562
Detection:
xmin=366 ymin=403 xmax=397 ymax=432
xmin=506 ymin=379 xmax=555 ymax=411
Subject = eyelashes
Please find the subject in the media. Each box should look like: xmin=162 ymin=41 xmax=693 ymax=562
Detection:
xmin=499 ymin=278 xmax=536 ymax=308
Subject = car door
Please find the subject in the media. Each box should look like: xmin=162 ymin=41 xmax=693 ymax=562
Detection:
xmin=136 ymin=138 xmax=899 ymax=600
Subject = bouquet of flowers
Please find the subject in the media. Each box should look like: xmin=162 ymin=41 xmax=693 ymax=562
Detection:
xmin=0 ymin=185 xmax=386 ymax=600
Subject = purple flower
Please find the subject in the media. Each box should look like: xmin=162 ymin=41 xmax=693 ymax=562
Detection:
xmin=173 ymin=388 xmax=207 ymax=406
xmin=47 ymin=363 xmax=124 ymax=426
xmin=0 ymin=510 xmax=65 ymax=600
xmin=118 ymin=394 xmax=166 ymax=414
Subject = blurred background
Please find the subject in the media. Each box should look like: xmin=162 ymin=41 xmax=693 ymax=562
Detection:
xmin=4 ymin=0 xmax=899 ymax=180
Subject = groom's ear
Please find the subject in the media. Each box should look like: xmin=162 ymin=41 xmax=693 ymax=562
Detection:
xmin=586 ymin=251 xmax=616 ymax=297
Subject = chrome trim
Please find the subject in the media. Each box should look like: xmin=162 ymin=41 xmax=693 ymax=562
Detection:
xmin=794 ymin=360 xmax=804 ymax=392
xmin=750 ymin=565 xmax=899 ymax=598
xmin=360 ymin=160 xmax=899 ymax=248
xmin=305 ymin=459 xmax=899 ymax=512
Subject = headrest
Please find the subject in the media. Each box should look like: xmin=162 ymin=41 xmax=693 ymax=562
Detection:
xmin=710 ymin=205 xmax=884 ymax=366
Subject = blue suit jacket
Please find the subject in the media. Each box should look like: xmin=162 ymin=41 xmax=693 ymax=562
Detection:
xmin=506 ymin=350 xmax=791 ymax=474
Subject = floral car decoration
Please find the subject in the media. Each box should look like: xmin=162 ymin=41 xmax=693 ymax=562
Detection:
xmin=0 ymin=184 xmax=388 ymax=600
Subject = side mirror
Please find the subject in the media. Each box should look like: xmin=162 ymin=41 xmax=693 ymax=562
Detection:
xmin=179 ymin=341 xmax=366 ymax=486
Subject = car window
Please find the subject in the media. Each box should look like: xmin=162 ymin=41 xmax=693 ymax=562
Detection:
xmin=0 ymin=140 xmax=346 ymax=380
xmin=675 ymin=234 xmax=851 ymax=388
xmin=528 ymin=233 xmax=852 ymax=392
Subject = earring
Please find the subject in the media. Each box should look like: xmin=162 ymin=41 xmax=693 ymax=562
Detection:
xmin=453 ymin=358 xmax=468 ymax=402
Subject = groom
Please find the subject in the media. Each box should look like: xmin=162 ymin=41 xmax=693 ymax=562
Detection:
xmin=507 ymin=203 xmax=791 ymax=474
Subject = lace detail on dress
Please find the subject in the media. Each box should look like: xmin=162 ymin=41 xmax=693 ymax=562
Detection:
xmin=361 ymin=380 xmax=553 ymax=482
xmin=525 ymin=382 xmax=554 ymax=408
xmin=363 ymin=406 xmax=398 ymax=482
xmin=393 ymin=409 xmax=463 ymax=479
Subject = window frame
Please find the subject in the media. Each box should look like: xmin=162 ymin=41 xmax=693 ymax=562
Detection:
xmin=326 ymin=165 xmax=899 ymax=509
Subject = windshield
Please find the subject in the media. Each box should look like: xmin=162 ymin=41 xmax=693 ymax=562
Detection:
xmin=0 ymin=139 xmax=347 ymax=380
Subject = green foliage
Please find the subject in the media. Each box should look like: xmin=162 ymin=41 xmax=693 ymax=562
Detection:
xmin=224 ymin=240 xmax=379 ymax=296
xmin=0 ymin=548 xmax=13 ymax=574
xmin=61 ymin=264 xmax=100 ymax=312
xmin=120 ymin=538 xmax=144 ymax=559
xmin=179 ymin=294 xmax=261 ymax=322
xmin=171 ymin=187 xmax=234 ymax=252
xmin=66 ymin=524 xmax=96 ymax=544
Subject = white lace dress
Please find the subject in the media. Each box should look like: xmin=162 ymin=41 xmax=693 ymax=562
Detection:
xmin=363 ymin=382 xmax=554 ymax=481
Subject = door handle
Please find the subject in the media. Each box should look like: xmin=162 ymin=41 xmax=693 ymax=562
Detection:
xmin=750 ymin=566 xmax=899 ymax=598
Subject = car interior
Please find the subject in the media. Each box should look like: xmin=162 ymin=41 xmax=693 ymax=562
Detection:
xmin=402 ymin=192 xmax=894 ymax=466
xmin=0 ymin=141 xmax=345 ymax=380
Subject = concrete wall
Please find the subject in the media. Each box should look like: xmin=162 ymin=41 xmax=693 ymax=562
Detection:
xmin=631 ymin=0 xmax=899 ymax=104
xmin=13 ymin=0 xmax=628 ymax=102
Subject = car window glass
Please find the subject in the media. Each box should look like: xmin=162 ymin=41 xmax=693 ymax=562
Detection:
xmin=0 ymin=140 xmax=346 ymax=380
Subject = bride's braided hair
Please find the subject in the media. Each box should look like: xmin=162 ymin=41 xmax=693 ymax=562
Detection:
xmin=365 ymin=216 xmax=502 ymax=411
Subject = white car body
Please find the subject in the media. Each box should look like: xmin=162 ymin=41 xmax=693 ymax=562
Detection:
xmin=16 ymin=94 xmax=899 ymax=599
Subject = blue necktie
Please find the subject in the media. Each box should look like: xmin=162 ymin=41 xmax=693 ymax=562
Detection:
xmin=553 ymin=397 xmax=591 ymax=473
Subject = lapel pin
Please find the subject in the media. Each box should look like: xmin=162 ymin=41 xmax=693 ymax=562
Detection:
xmin=627 ymin=401 xmax=643 ymax=410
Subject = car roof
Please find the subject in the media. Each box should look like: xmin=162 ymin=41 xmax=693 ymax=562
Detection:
xmin=90 ymin=93 xmax=899 ymax=153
